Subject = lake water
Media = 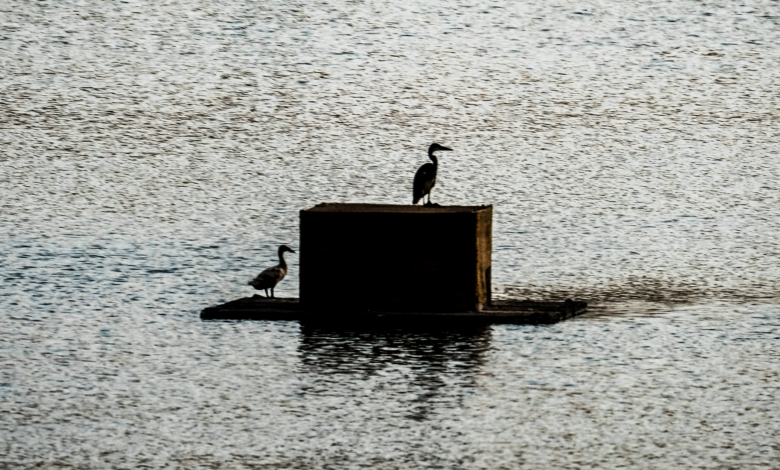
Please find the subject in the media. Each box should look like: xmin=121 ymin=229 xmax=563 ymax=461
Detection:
xmin=1 ymin=0 xmax=779 ymax=467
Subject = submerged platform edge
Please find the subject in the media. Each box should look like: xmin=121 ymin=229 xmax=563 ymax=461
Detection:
xmin=200 ymin=297 xmax=587 ymax=325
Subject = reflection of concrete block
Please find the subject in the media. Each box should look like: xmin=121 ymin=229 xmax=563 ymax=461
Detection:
xmin=300 ymin=203 xmax=492 ymax=313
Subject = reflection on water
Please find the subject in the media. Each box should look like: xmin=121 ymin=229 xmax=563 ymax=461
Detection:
xmin=298 ymin=322 xmax=490 ymax=421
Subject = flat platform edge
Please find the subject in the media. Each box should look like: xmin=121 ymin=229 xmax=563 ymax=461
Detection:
xmin=301 ymin=202 xmax=493 ymax=214
xmin=200 ymin=297 xmax=587 ymax=325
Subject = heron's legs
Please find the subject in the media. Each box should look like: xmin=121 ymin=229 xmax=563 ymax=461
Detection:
xmin=271 ymin=288 xmax=275 ymax=298
xmin=264 ymin=288 xmax=270 ymax=298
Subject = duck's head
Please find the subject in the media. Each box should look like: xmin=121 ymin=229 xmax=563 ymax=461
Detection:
xmin=278 ymin=245 xmax=296 ymax=254
xmin=428 ymin=143 xmax=452 ymax=155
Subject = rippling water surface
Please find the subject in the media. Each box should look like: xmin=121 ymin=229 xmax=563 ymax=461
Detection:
xmin=2 ymin=0 xmax=779 ymax=467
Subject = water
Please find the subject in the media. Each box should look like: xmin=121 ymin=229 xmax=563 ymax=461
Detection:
xmin=1 ymin=0 xmax=779 ymax=467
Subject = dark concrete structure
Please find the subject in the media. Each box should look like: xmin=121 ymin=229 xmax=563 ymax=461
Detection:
xmin=299 ymin=203 xmax=493 ymax=313
xmin=202 ymin=202 xmax=589 ymax=323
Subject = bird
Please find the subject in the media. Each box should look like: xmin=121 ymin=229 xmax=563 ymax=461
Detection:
xmin=248 ymin=245 xmax=295 ymax=298
xmin=413 ymin=143 xmax=452 ymax=206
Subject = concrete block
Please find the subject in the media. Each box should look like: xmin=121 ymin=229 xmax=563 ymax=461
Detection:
xmin=300 ymin=203 xmax=492 ymax=312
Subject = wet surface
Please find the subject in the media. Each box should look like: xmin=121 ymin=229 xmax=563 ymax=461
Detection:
xmin=2 ymin=0 xmax=780 ymax=467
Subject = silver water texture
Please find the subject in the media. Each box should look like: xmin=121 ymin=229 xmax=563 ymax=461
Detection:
xmin=1 ymin=0 xmax=779 ymax=468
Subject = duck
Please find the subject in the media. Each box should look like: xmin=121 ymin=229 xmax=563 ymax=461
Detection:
xmin=248 ymin=245 xmax=295 ymax=298
xmin=413 ymin=143 xmax=452 ymax=206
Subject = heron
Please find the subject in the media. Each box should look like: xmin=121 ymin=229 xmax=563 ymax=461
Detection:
xmin=248 ymin=245 xmax=295 ymax=298
xmin=413 ymin=143 xmax=452 ymax=206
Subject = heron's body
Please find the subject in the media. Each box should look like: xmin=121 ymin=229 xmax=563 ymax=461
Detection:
xmin=249 ymin=245 xmax=295 ymax=298
xmin=413 ymin=162 xmax=437 ymax=205
xmin=413 ymin=143 xmax=452 ymax=206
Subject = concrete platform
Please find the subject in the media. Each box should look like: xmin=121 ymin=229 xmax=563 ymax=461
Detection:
xmin=200 ymin=297 xmax=587 ymax=325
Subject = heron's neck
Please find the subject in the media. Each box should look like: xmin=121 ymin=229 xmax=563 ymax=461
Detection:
xmin=429 ymin=153 xmax=438 ymax=166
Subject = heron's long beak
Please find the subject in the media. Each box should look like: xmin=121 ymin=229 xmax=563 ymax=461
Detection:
xmin=442 ymin=146 xmax=453 ymax=151
xmin=289 ymin=249 xmax=296 ymax=254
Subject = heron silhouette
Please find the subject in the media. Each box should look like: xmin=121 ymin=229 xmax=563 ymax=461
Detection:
xmin=413 ymin=143 xmax=452 ymax=206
